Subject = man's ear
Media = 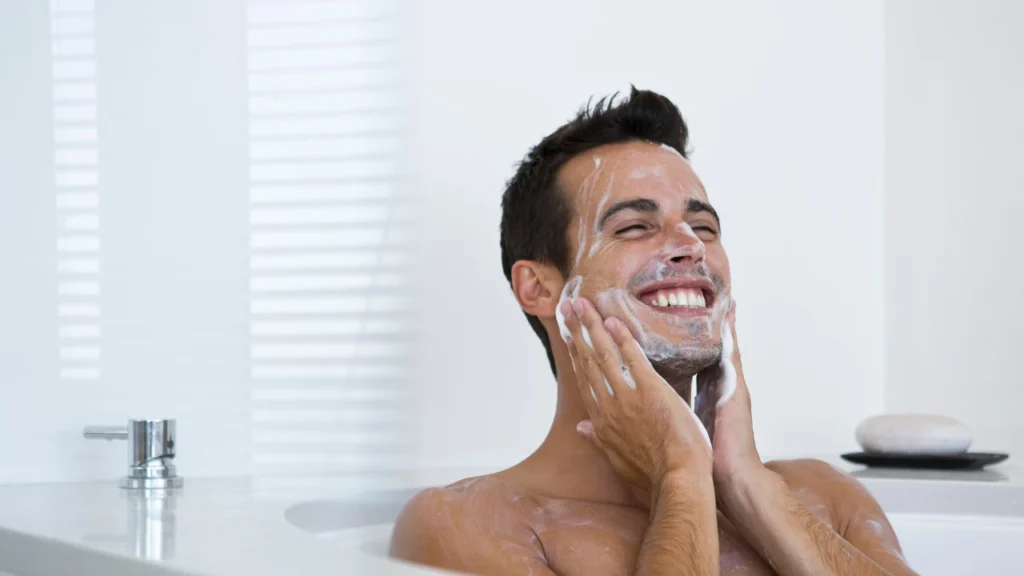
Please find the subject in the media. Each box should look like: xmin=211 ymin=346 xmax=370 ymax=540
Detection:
xmin=510 ymin=260 xmax=564 ymax=319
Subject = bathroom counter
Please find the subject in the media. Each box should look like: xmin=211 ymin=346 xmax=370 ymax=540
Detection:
xmin=0 ymin=461 xmax=1020 ymax=576
xmin=0 ymin=469 xmax=476 ymax=576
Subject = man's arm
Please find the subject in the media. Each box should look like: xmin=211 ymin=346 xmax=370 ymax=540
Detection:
xmin=566 ymin=298 xmax=720 ymax=575
xmin=717 ymin=463 xmax=919 ymax=576
xmin=636 ymin=471 xmax=719 ymax=575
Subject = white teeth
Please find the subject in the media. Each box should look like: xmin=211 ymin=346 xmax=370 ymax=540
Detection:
xmin=647 ymin=288 xmax=709 ymax=308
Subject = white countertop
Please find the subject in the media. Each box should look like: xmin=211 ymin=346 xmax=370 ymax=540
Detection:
xmin=0 ymin=461 xmax=1020 ymax=576
xmin=0 ymin=469 xmax=477 ymax=576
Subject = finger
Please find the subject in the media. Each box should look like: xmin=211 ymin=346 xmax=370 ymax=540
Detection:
xmin=565 ymin=331 xmax=602 ymax=414
xmin=561 ymin=299 xmax=604 ymax=413
xmin=602 ymin=317 xmax=640 ymax=389
xmin=607 ymin=315 xmax=712 ymax=450
xmin=573 ymin=298 xmax=629 ymax=397
xmin=565 ymin=299 xmax=614 ymax=403
xmin=604 ymin=314 xmax=662 ymax=390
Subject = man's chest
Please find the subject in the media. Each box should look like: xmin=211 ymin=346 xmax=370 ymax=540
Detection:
xmin=532 ymin=507 xmax=778 ymax=575
xmin=522 ymin=474 xmax=840 ymax=575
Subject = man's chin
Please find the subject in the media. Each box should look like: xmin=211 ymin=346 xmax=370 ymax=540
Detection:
xmin=640 ymin=333 xmax=722 ymax=378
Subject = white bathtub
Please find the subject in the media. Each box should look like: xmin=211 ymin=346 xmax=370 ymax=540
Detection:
xmin=887 ymin=513 xmax=1024 ymax=574
xmin=285 ymin=473 xmax=1024 ymax=576
xmin=854 ymin=470 xmax=1024 ymax=574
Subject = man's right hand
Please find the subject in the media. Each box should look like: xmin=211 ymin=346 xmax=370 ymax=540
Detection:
xmin=561 ymin=297 xmax=714 ymax=499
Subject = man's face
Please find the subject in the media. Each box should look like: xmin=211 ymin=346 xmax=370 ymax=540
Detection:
xmin=558 ymin=140 xmax=732 ymax=377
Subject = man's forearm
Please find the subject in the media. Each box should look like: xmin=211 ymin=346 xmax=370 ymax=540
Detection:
xmin=718 ymin=467 xmax=891 ymax=576
xmin=635 ymin=471 xmax=719 ymax=576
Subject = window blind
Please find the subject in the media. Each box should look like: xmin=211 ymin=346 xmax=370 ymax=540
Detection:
xmin=246 ymin=0 xmax=411 ymax=482
xmin=51 ymin=0 xmax=101 ymax=382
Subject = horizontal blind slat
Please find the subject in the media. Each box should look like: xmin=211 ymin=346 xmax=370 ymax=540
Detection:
xmin=51 ymin=0 xmax=101 ymax=382
xmin=247 ymin=2 xmax=397 ymax=25
xmin=247 ymin=0 xmax=408 ymax=475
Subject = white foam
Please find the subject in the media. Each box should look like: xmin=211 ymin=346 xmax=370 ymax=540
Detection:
xmin=715 ymin=315 xmax=737 ymax=409
xmin=682 ymin=393 xmax=712 ymax=451
xmin=555 ymin=276 xmax=582 ymax=342
xmin=659 ymin=143 xmax=683 ymax=158
xmin=555 ymin=276 xmax=612 ymax=396
xmin=658 ymin=142 xmax=691 ymax=165
xmin=621 ymin=365 xmax=636 ymax=389
xmin=572 ymin=164 xmax=605 ymax=267
xmin=676 ymin=222 xmax=702 ymax=243
xmin=586 ymin=177 xmax=615 ymax=259
xmin=580 ymin=324 xmax=592 ymax=348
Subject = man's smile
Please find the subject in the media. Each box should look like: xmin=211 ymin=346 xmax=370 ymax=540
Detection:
xmin=632 ymin=277 xmax=716 ymax=319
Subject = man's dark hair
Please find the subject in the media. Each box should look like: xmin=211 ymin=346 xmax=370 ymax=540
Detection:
xmin=499 ymin=87 xmax=691 ymax=377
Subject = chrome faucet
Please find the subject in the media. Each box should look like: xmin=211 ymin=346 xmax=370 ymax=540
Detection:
xmin=83 ymin=419 xmax=184 ymax=489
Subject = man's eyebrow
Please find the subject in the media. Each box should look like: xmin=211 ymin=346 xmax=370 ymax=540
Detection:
xmin=597 ymin=198 xmax=659 ymax=229
xmin=687 ymin=198 xmax=721 ymax=228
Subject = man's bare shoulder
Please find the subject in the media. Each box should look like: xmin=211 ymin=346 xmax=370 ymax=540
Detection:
xmin=388 ymin=475 xmax=551 ymax=574
xmin=767 ymin=458 xmax=865 ymax=490
xmin=766 ymin=457 xmax=851 ymax=485
xmin=766 ymin=458 xmax=884 ymax=532
xmin=766 ymin=460 xmax=915 ymax=574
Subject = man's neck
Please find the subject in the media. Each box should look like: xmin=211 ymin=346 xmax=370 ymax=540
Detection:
xmin=509 ymin=347 xmax=695 ymax=509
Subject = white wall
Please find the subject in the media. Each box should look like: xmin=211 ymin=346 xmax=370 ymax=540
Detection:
xmin=0 ymin=0 xmax=409 ymax=486
xmin=885 ymin=1 xmax=1024 ymax=456
xmin=0 ymin=0 xmax=253 ymax=484
xmin=410 ymin=0 xmax=886 ymax=469
xmin=14 ymin=0 xmax=1021 ymax=484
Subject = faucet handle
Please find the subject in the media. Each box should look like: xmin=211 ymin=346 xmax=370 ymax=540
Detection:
xmin=83 ymin=425 xmax=130 ymax=440
xmin=83 ymin=419 xmax=183 ymax=489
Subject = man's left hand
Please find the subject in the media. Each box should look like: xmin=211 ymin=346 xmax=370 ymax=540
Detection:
xmin=694 ymin=300 xmax=766 ymax=490
xmin=694 ymin=302 xmax=914 ymax=576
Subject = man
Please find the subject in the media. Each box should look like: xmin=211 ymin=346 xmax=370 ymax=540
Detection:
xmin=390 ymin=88 xmax=915 ymax=575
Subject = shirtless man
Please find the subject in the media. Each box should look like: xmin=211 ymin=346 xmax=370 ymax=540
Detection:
xmin=390 ymin=88 xmax=916 ymax=575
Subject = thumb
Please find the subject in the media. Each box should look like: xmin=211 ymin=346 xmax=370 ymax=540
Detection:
xmin=576 ymin=420 xmax=598 ymax=444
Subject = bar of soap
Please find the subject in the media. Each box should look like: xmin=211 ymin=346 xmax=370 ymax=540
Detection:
xmin=855 ymin=414 xmax=972 ymax=455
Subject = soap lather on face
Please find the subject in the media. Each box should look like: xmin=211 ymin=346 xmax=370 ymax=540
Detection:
xmin=558 ymin=140 xmax=732 ymax=377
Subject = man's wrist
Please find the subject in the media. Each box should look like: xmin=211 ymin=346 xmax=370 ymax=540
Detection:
xmin=651 ymin=468 xmax=715 ymax=513
xmin=715 ymin=463 xmax=783 ymax=521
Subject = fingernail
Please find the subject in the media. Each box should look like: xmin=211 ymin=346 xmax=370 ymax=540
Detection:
xmin=604 ymin=317 xmax=620 ymax=333
xmin=572 ymin=299 xmax=585 ymax=316
xmin=576 ymin=420 xmax=594 ymax=435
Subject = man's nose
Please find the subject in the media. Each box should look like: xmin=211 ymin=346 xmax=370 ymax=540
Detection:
xmin=663 ymin=223 xmax=705 ymax=264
